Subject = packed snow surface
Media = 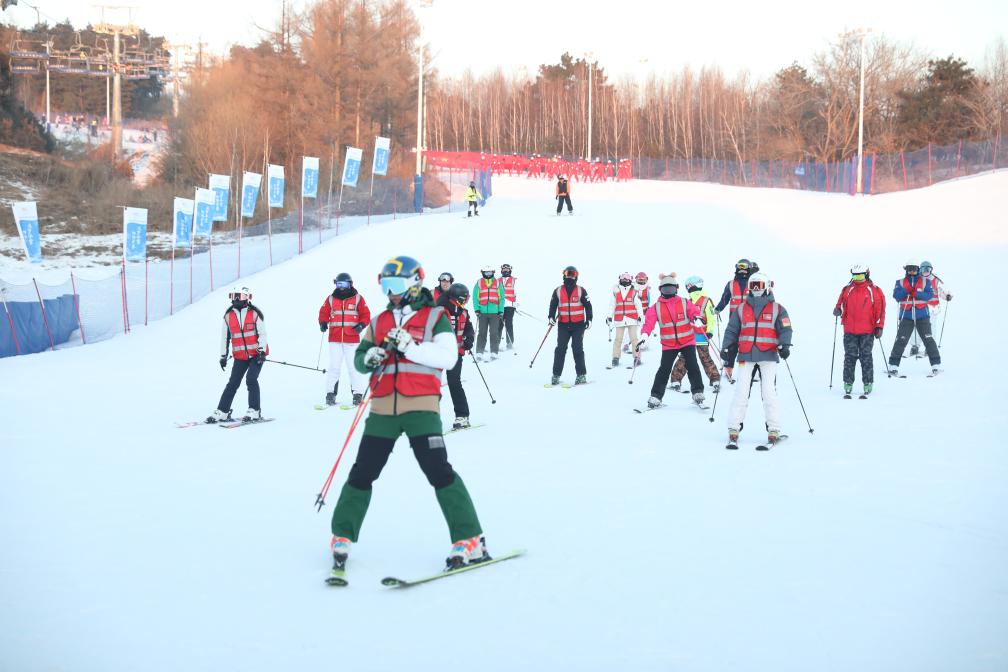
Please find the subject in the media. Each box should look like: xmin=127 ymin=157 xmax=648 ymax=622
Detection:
xmin=1 ymin=173 xmax=1006 ymax=671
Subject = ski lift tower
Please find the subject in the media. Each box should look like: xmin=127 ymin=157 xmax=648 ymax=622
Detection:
xmin=93 ymin=4 xmax=139 ymax=161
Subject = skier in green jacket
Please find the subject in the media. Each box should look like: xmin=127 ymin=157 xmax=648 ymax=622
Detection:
xmin=472 ymin=265 xmax=505 ymax=360
xmin=465 ymin=181 xmax=482 ymax=217
xmin=327 ymin=255 xmax=488 ymax=583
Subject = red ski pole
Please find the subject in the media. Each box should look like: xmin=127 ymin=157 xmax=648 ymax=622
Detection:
xmin=528 ymin=322 xmax=554 ymax=368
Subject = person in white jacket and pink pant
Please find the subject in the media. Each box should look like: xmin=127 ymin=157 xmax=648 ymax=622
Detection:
xmin=606 ymin=272 xmax=645 ymax=368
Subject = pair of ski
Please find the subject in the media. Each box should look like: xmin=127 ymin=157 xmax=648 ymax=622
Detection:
xmin=544 ymin=380 xmax=593 ymax=389
xmin=633 ymin=400 xmax=709 ymax=413
xmin=446 ymin=422 xmax=486 ymax=434
xmin=314 ymin=402 xmax=355 ymax=411
xmin=843 ymin=393 xmax=870 ymax=400
xmin=326 ymin=549 xmax=525 ymax=588
xmin=175 ymin=417 xmax=275 ymax=429
xmin=888 ymin=368 xmax=941 ymax=380
xmin=727 ymin=434 xmax=789 ymax=451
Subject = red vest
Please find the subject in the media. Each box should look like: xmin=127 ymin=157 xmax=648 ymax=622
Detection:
xmin=637 ymin=285 xmax=650 ymax=310
xmin=899 ymin=277 xmax=929 ymax=313
xmin=478 ymin=278 xmax=500 ymax=307
xmin=927 ymin=277 xmax=940 ymax=308
xmin=737 ymin=302 xmax=780 ymax=353
xmin=451 ymin=310 xmax=468 ymax=355
xmin=502 ymin=276 xmax=516 ymax=303
xmin=370 ymin=306 xmax=444 ymax=398
xmin=556 ymin=285 xmax=586 ymax=323
xmin=656 ymin=298 xmax=694 ymax=345
xmin=227 ymin=309 xmax=267 ymax=360
xmin=692 ymin=295 xmax=713 ymax=336
xmin=326 ymin=295 xmax=363 ymax=343
xmin=729 ymin=278 xmax=747 ymax=310
xmin=433 ymin=287 xmax=444 ymax=302
xmin=613 ymin=287 xmax=639 ymax=321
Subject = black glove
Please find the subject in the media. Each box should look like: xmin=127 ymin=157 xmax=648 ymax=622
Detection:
xmin=462 ymin=337 xmax=474 ymax=351
xmin=606 ymin=317 xmax=613 ymax=326
xmin=319 ymin=322 xmax=328 ymax=333
xmin=255 ymin=349 xmax=266 ymax=364
xmin=219 ymin=355 xmax=227 ymax=371
xmin=874 ymin=327 xmax=883 ymax=339
xmin=353 ymin=322 xmax=366 ymax=333
xmin=706 ymin=333 xmax=714 ymax=340
xmin=778 ymin=345 xmax=790 ymax=360
xmin=585 ymin=320 xmax=591 ymax=330
xmin=833 ymin=307 xmax=842 ymax=317
xmin=720 ymin=349 xmax=730 ymax=362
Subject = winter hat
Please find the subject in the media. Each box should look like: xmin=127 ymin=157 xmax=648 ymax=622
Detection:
xmin=657 ymin=272 xmax=678 ymax=288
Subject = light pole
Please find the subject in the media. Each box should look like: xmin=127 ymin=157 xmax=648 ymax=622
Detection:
xmin=854 ymin=28 xmax=872 ymax=195
xmin=413 ymin=0 xmax=432 ymax=212
xmin=585 ymin=51 xmax=594 ymax=161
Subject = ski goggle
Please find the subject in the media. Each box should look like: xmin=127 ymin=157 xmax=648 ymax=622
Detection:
xmin=619 ymin=272 xmax=632 ymax=282
xmin=563 ymin=269 xmax=578 ymax=280
xmin=380 ymin=275 xmax=414 ymax=296
xmin=851 ymin=273 xmax=867 ymax=282
xmin=904 ymin=265 xmax=919 ymax=274
xmin=454 ymin=294 xmax=470 ymax=307
xmin=228 ymin=289 xmax=250 ymax=300
xmin=920 ymin=266 xmax=933 ymax=275
xmin=438 ymin=273 xmax=453 ymax=283
xmin=749 ymin=280 xmax=767 ymax=293
xmin=334 ymin=280 xmax=352 ymax=290
xmin=736 ymin=262 xmax=750 ymax=271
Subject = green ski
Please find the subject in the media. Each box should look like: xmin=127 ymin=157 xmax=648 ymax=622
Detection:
xmin=380 ymin=549 xmax=526 ymax=588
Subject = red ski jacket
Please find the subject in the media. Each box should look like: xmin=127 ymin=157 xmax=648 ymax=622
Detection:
xmin=834 ymin=280 xmax=886 ymax=335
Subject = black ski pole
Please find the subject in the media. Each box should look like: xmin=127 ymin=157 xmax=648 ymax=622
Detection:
xmin=877 ymin=334 xmax=892 ymax=377
xmin=708 ymin=371 xmax=721 ymax=423
xmin=265 ymin=358 xmax=326 ymax=373
xmin=316 ymin=332 xmax=325 ymax=370
xmin=529 ymin=322 xmax=554 ymax=368
xmin=783 ymin=357 xmax=814 ymax=434
xmin=829 ymin=315 xmax=838 ymax=389
xmin=938 ymin=300 xmax=949 ymax=348
xmin=469 ymin=351 xmax=497 ymax=404
xmin=628 ymin=339 xmax=645 ymax=384
xmin=516 ymin=308 xmax=546 ymax=324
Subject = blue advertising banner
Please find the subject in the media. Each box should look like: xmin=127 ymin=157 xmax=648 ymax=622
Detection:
xmin=123 ymin=207 xmax=148 ymax=261
xmin=194 ymin=188 xmax=215 ymax=238
xmin=342 ymin=147 xmax=363 ymax=187
xmin=373 ymin=137 xmax=390 ymax=176
xmin=241 ymin=171 xmax=261 ymax=218
xmin=267 ymin=164 xmax=285 ymax=208
xmin=209 ymin=174 xmax=230 ymax=222
xmin=302 ymin=156 xmax=319 ymax=199
xmin=11 ymin=201 xmax=41 ymax=264
xmin=172 ymin=197 xmax=194 ymax=248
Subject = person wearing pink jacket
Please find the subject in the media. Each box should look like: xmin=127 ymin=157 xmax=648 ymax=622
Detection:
xmin=640 ymin=273 xmax=705 ymax=409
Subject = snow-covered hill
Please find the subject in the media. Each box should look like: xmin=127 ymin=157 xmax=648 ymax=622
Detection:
xmin=1 ymin=173 xmax=1006 ymax=671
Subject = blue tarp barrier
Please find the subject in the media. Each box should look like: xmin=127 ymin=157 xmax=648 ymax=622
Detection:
xmin=1 ymin=294 xmax=79 ymax=357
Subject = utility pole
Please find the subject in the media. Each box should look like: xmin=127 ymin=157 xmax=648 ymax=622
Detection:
xmin=94 ymin=5 xmax=139 ymax=162
xmin=585 ymin=52 xmax=594 ymax=161
xmin=164 ymin=42 xmax=190 ymax=118
xmin=852 ymin=28 xmax=872 ymax=195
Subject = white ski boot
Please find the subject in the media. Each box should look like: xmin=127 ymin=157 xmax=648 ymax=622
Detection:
xmin=242 ymin=408 xmax=262 ymax=423
xmin=692 ymin=392 xmax=705 ymax=405
xmin=445 ymin=534 xmax=488 ymax=570
xmin=206 ymin=409 xmax=230 ymax=424
xmin=647 ymin=396 xmax=662 ymax=409
xmin=452 ymin=416 xmax=471 ymax=430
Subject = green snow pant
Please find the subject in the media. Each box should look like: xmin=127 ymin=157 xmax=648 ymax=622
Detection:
xmin=330 ymin=411 xmax=482 ymax=543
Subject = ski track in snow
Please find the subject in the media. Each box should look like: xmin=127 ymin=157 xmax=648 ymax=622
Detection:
xmin=1 ymin=174 xmax=1007 ymax=671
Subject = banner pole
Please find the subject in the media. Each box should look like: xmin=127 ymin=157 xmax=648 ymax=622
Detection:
xmin=144 ymin=255 xmax=148 ymax=326
xmin=209 ymin=232 xmax=215 ymax=291
xmin=368 ymin=172 xmax=375 ymax=226
xmin=170 ymin=247 xmax=174 ymax=315
xmin=189 ymin=233 xmax=193 ymax=305
xmin=120 ymin=258 xmax=129 ymax=334
xmin=298 ymin=196 xmax=303 ymax=254
xmin=70 ymin=271 xmax=86 ymax=343
xmin=267 ymin=206 xmax=273 ymax=266
xmin=32 ymin=277 xmax=55 ymax=351
xmin=1 ymin=286 xmax=22 ymax=354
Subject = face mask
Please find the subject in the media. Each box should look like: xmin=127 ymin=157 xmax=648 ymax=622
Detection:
xmin=619 ymin=279 xmax=632 ymax=287
xmin=232 ymin=299 xmax=247 ymax=309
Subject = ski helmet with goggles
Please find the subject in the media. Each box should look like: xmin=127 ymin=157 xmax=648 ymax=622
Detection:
xmin=685 ymin=275 xmax=703 ymax=291
xmin=850 ymin=264 xmax=869 ymax=275
xmin=229 ymin=286 xmax=251 ymax=301
xmin=904 ymin=261 xmax=920 ymax=274
xmin=379 ymin=255 xmax=425 ymax=299
xmin=334 ymin=272 xmax=353 ymax=289
xmin=448 ymin=283 xmax=470 ymax=305
xmin=438 ymin=272 xmax=454 ymax=284
xmin=635 ymin=271 xmax=648 ymax=284
xmin=563 ymin=265 xmax=578 ymax=280
xmin=747 ymin=272 xmax=770 ymax=296
xmin=618 ymin=271 xmax=633 ymax=285
xmin=500 ymin=263 xmax=512 ymax=276
xmin=735 ymin=259 xmax=751 ymax=273
xmin=919 ymin=260 xmax=933 ymax=274
xmin=480 ymin=265 xmax=496 ymax=278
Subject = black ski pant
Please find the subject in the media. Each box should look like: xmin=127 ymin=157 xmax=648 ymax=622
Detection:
xmin=217 ymin=357 xmax=262 ymax=412
xmin=446 ymin=354 xmax=470 ymax=418
xmin=651 ymin=346 xmax=703 ymax=398
xmin=347 ymin=433 xmax=455 ymax=490
xmin=889 ymin=318 xmax=940 ymax=366
xmin=843 ymin=333 xmax=875 ymax=384
xmin=502 ymin=306 xmax=515 ymax=347
xmin=553 ymin=322 xmax=586 ymax=376
xmin=467 ymin=200 xmax=478 ymax=216
xmin=556 ymin=195 xmax=573 ymax=214
xmin=476 ymin=312 xmax=502 ymax=354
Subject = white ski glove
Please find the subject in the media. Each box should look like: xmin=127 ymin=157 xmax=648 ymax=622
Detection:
xmin=384 ymin=327 xmax=414 ymax=354
xmin=363 ymin=346 xmax=387 ymax=369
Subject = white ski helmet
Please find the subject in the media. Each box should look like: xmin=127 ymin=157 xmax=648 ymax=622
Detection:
xmin=850 ymin=264 xmax=869 ymax=275
xmin=685 ymin=275 xmax=703 ymax=290
xmin=480 ymin=265 xmax=496 ymax=278
xmin=229 ymin=285 xmax=251 ymax=300
xmin=747 ymin=272 xmax=770 ymax=296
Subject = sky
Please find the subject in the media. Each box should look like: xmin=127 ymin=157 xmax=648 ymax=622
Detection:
xmin=4 ymin=0 xmax=1006 ymax=80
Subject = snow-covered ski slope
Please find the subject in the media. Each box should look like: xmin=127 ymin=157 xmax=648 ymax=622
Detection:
xmin=2 ymin=173 xmax=1006 ymax=672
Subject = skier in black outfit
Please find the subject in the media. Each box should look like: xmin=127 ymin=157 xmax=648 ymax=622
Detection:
xmin=555 ymin=175 xmax=573 ymax=215
xmin=437 ymin=283 xmax=476 ymax=430
xmin=548 ymin=265 xmax=592 ymax=385
xmin=207 ymin=286 xmax=268 ymax=423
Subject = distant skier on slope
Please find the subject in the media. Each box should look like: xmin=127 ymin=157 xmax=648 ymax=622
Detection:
xmin=465 ymin=181 xmax=482 ymax=218
xmin=607 ymin=271 xmax=643 ymax=368
xmin=548 ymin=265 xmax=593 ymax=385
xmin=640 ymin=273 xmax=705 ymax=409
xmin=207 ymin=286 xmax=268 ymax=424
xmin=500 ymin=263 xmax=518 ymax=350
xmin=888 ymin=262 xmax=940 ymax=376
xmin=832 ymin=264 xmax=885 ymax=397
xmin=555 ymin=175 xmax=573 ymax=215
xmin=472 ymin=265 xmax=505 ymax=360
xmin=437 ymin=282 xmax=476 ymax=430
xmin=720 ymin=272 xmax=793 ymax=449
xmin=318 ymin=272 xmax=371 ymax=407
xmin=669 ymin=276 xmax=721 ymax=393
xmin=328 ymin=255 xmax=489 ymax=579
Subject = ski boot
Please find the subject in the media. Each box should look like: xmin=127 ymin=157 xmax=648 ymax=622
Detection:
xmin=205 ymin=409 xmax=230 ymax=424
xmin=888 ymin=367 xmax=899 ymax=378
xmin=489 ymin=352 xmax=499 ymax=361
xmin=452 ymin=416 xmax=471 ymax=430
xmin=668 ymin=382 xmax=681 ymax=392
xmin=611 ymin=357 xmax=620 ymax=368
xmin=930 ymin=367 xmax=941 ymax=376
xmin=242 ymin=408 xmax=262 ymax=423
xmin=726 ymin=428 xmax=740 ymax=450
xmin=327 ymin=536 xmax=351 ymax=586
xmin=352 ymin=392 xmax=363 ymax=406
xmin=574 ymin=374 xmax=588 ymax=385
xmin=506 ymin=343 xmax=514 ymax=351
xmin=711 ymin=381 xmax=720 ymax=394
xmin=550 ymin=375 xmax=560 ymax=386
xmin=445 ymin=534 xmax=488 ymax=571
xmin=692 ymin=392 xmax=705 ymax=405
xmin=647 ymin=395 xmax=663 ymax=409
xmin=767 ymin=430 xmax=781 ymax=446
xmin=863 ymin=383 xmax=873 ymax=396
xmin=325 ymin=392 xmax=337 ymax=406
xmin=843 ymin=383 xmax=853 ymax=397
